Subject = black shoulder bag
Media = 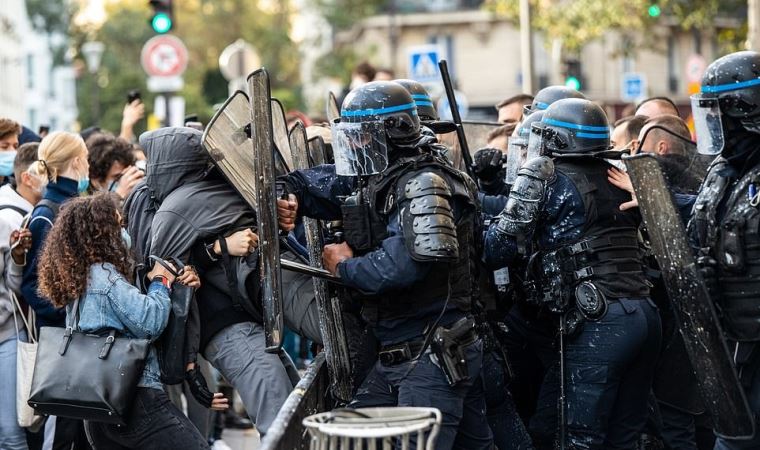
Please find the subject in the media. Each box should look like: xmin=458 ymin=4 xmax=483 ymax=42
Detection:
xmin=28 ymin=297 xmax=150 ymax=425
xmin=151 ymin=256 xmax=193 ymax=385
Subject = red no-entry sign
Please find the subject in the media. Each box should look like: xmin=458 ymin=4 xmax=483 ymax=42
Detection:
xmin=141 ymin=34 xmax=188 ymax=78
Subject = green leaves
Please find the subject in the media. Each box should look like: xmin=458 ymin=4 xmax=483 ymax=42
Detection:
xmin=484 ymin=0 xmax=746 ymax=52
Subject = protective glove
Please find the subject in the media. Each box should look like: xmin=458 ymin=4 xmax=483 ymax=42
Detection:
xmin=697 ymin=255 xmax=720 ymax=300
xmin=472 ymin=147 xmax=506 ymax=184
xmin=185 ymin=366 xmax=214 ymax=408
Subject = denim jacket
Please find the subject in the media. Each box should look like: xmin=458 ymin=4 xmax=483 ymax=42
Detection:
xmin=66 ymin=263 xmax=171 ymax=390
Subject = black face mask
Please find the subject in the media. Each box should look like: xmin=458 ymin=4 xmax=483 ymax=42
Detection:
xmin=721 ymin=115 xmax=760 ymax=170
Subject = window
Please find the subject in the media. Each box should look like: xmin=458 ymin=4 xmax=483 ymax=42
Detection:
xmin=26 ymin=54 xmax=33 ymax=90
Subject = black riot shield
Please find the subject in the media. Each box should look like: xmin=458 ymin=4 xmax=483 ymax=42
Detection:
xmin=248 ymin=69 xmax=284 ymax=353
xmin=438 ymin=120 xmax=503 ymax=173
xmin=270 ymin=98 xmax=294 ymax=173
xmin=201 ymin=90 xmax=258 ymax=208
xmin=289 ymin=121 xmax=353 ymax=402
xmin=462 ymin=120 xmax=503 ymax=151
xmin=625 ymin=153 xmax=755 ymax=439
xmin=326 ymin=91 xmax=340 ymax=124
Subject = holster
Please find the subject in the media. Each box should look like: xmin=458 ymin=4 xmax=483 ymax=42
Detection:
xmin=431 ymin=317 xmax=478 ymax=386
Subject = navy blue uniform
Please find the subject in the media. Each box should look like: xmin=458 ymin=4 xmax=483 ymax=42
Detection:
xmin=485 ymin=158 xmax=662 ymax=450
xmin=284 ymin=160 xmax=493 ymax=450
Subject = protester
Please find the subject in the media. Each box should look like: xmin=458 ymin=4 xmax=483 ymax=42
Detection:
xmin=373 ymin=67 xmax=395 ymax=81
xmin=635 ymin=96 xmax=681 ymax=118
xmin=0 ymin=119 xmax=21 ymax=152
xmin=611 ymin=115 xmax=647 ymax=151
xmin=487 ymin=123 xmax=514 ymax=152
xmin=125 ymin=127 xmax=301 ymax=437
xmin=0 ymin=144 xmax=39 ymax=450
xmin=36 ymin=193 xmax=225 ymax=450
xmin=349 ymin=61 xmax=376 ymax=89
xmin=18 ymin=126 xmax=41 ymax=146
xmin=495 ymin=94 xmax=533 ymax=124
xmin=86 ymin=133 xmax=144 ymax=199
xmin=20 ymin=131 xmax=92 ymax=450
xmin=119 ymin=99 xmax=146 ymax=143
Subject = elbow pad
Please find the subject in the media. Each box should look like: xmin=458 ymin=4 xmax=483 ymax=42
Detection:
xmin=495 ymin=156 xmax=554 ymax=246
xmin=400 ymin=171 xmax=459 ymax=262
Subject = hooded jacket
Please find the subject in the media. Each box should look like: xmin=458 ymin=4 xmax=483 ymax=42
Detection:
xmin=125 ymin=127 xmax=261 ymax=347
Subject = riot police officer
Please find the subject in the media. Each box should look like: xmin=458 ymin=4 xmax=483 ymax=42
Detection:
xmin=277 ymin=81 xmax=493 ymax=450
xmin=689 ymin=50 xmax=760 ymax=450
xmin=484 ymin=98 xmax=661 ymax=449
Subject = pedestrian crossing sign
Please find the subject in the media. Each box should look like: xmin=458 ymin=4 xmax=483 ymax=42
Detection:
xmin=407 ymin=45 xmax=442 ymax=83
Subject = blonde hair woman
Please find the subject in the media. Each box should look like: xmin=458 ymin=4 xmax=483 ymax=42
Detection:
xmin=22 ymin=131 xmax=90 ymax=327
xmin=19 ymin=131 xmax=92 ymax=448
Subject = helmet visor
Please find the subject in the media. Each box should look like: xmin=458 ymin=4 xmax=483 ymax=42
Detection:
xmin=527 ymin=123 xmax=548 ymax=158
xmin=331 ymin=120 xmax=389 ymax=176
xmin=505 ymin=137 xmax=527 ymax=185
xmin=691 ymin=94 xmax=724 ymax=155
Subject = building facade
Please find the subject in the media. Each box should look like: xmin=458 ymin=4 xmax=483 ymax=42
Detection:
xmin=339 ymin=1 xmax=738 ymax=120
xmin=0 ymin=0 xmax=77 ymax=131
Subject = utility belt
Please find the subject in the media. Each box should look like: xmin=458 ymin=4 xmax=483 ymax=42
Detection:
xmin=378 ymin=317 xmax=478 ymax=386
xmin=525 ymin=234 xmax=643 ymax=316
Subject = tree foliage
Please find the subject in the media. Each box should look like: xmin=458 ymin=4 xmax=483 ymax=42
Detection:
xmin=484 ymin=0 xmax=746 ymax=52
xmin=311 ymin=0 xmax=385 ymax=85
xmin=26 ymin=0 xmax=76 ymax=64
xmin=71 ymin=0 xmax=303 ymax=133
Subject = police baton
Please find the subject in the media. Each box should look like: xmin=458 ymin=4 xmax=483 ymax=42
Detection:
xmin=438 ymin=59 xmax=475 ymax=179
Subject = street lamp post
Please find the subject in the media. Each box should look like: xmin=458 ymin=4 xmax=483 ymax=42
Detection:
xmin=82 ymin=41 xmax=105 ymax=127
xmin=519 ymin=0 xmax=534 ymax=94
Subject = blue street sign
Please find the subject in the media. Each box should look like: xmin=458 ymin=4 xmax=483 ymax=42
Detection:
xmin=622 ymin=72 xmax=647 ymax=102
xmin=407 ymin=45 xmax=442 ymax=83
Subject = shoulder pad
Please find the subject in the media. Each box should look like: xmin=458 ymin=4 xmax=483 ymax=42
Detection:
xmin=399 ymin=171 xmax=459 ymax=262
xmin=403 ymin=171 xmax=451 ymax=199
xmin=518 ymin=156 xmax=555 ymax=181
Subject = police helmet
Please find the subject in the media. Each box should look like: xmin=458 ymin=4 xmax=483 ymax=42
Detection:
xmin=340 ymin=81 xmax=420 ymax=144
xmin=692 ymin=51 xmax=760 ymax=154
xmin=532 ymin=98 xmax=610 ymax=155
xmin=394 ymin=79 xmax=438 ymax=122
xmin=525 ymin=85 xmax=586 ymax=116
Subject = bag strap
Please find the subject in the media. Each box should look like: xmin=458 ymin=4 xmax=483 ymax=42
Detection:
xmin=57 ymin=297 xmax=80 ymax=356
xmin=11 ymin=292 xmax=36 ymax=343
xmin=148 ymin=255 xmax=181 ymax=278
xmin=218 ymin=236 xmax=244 ymax=312
xmin=0 ymin=204 xmax=29 ymax=217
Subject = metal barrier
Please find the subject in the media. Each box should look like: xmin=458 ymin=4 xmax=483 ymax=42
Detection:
xmin=259 ymin=353 xmax=331 ymax=450
xmin=302 ymin=407 xmax=442 ymax=450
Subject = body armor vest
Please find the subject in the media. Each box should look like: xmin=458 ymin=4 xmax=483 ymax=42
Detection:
xmin=529 ymin=159 xmax=650 ymax=314
xmin=690 ymin=157 xmax=760 ymax=342
xmin=342 ymin=152 xmax=480 ymax=324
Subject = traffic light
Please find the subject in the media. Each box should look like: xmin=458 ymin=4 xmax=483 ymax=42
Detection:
xmin=149 ymin=0 xmax=173 ymax=34
xmin=648 ymin=2 xmax=662 ymax=17
xmin=564 ymin=58 xmax=583 ymax=91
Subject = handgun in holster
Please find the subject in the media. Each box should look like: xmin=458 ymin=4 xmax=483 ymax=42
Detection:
xmin=431 ymin=317 xmax=477 ymax=386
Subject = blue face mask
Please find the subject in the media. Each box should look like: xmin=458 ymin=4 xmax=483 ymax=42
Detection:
xmin=121 ymin=228 xmax=132 ymax=250
xmin=77 ymin=176 xmax=90 ymax=194
xmin=0 ymin=151 xmax=17 ymax=177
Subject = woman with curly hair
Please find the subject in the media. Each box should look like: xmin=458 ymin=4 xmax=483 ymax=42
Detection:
xmin=37 ymin=193 xmax=218 ymax=450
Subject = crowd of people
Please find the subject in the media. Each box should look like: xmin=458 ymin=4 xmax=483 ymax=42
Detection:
xmin=1 ymin=50 xmax=760 ymax=450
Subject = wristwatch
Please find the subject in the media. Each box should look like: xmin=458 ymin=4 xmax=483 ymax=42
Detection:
xmin=151 ymin=275 xmax=172 ymax=290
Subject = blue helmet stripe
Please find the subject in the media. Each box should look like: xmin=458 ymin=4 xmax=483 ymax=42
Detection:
xmin=576 ymin=131 xmax=610 ymax=139
xmin=414 ymin=101 xmax=434 ymax=107
xmin=543 ymin=118 xmax=610 ymax=133
xmin=701 ymin=77 xmax=760 ymax=94
xmin=342 ymin=102 xmax=417 ymax=118
xmin=534 ymin=101 xmax=550 ymax=110
xmin=411 ymin=94 xmax=432 ymax=101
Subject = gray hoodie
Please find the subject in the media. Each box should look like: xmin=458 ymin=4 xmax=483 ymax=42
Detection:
xmin=0 ymin=184 xmax=33 ymax=343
